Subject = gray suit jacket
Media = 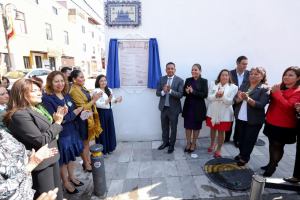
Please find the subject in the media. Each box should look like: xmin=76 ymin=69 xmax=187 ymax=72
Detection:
xmin=230 ymin=69 xmax=250 ymax=89
xmin=8 ymin=107 xmax=63 ymax=171
xmin=233 ymin=82 xmax=270 ymax=125
xmin=156 ymin=75 xmax=184 ymax=115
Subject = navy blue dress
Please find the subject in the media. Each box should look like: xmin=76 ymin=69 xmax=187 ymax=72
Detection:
xmin=77 ymin=89 xmax=92 ymax=141
xmin=95 ymin=105 xmax=116 ymax=155
xmin=42 ymin=93 xmax=84 ymax=167
xmin=184 ymin=79 xmax=203 ymax=130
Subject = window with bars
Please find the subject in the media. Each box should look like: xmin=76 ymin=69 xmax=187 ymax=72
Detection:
xmin=64 ymin=31 xmax=69 ymax=45
xmin=82 ymin=26 xmax=85 ymax=34
xmin=93 ymin=47 xmax=95 ymax=54
xmin=92 ymin=31 xmax=94 ymax=38
xmin=83 ymin=44 xmax=86 ymax=52
xmin=45 ymin=23 xmax=52 ymax=40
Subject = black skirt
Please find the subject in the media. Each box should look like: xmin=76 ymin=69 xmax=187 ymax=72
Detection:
xmin=263 ymin=121 xmax=297 ymax=144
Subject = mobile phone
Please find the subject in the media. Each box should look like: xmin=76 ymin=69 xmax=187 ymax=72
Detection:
xmin=80 ymin=110 xmax=93 ymax=121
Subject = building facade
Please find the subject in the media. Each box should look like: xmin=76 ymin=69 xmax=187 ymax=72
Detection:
xmin=0 ymin=0 xmax=105 ymax=76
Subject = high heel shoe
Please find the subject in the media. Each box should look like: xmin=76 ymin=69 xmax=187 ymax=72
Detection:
xmin=82 ymin=163 xmax=92 ymax=173
xmin=283 ymin=177 xmax=300 ymax=183
xmin=261 ymin=164 xmax=278 ymax=170
xmin=70 ymin=179 xmax=84 ymax=187
xmin=215 ymin=153 xmax=221 ymax=158
xmin=184 ymin=143 xmax=191 ymax=153
xmin=208 ymin=144 xmax=216 ymax=152
xmin=63 ymin=186 xmax=79 ymax=194
xmin=188 ymin=144 xmax=196 ymax=153
xmin=263 ymin=167 xmax=276 ymax=177
xmin=235 ymin=155 xmax=241 ymax=161
xmin=237 ymin=159 xmax=247 ymax=166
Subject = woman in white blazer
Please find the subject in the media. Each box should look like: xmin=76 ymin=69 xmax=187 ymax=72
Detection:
xmin=93 ymin=75 xmax=122 ymax=156
xmin=206 ymin=69 xmax=238 ymax=157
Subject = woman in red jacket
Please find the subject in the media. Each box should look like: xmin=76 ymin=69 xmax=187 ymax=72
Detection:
xmin=263 ymin=66 xmax=300 ymax=177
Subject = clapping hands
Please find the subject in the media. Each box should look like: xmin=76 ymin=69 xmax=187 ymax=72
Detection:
xmin=115 ymin=96 xmax=122 ymax=103
xmin=237 ymin=90 xmax=249 ymax=101
xmin=185 ymin=86 xmax=193 ymax=94
xmin=215 ymin=91 xmax=224 ymax=98
xmin=271 ymin=84 xmax=280 ymax=93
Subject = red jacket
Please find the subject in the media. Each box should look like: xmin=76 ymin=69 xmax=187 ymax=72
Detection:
xmin=266 ymin=86 xmax=300 ymax=128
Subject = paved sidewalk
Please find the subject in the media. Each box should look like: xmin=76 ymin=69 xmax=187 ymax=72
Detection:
xmin=63 ymin=136 xmax=298 ymax=200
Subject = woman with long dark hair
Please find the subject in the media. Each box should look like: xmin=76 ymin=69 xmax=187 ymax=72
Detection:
xmin=4 ymin=78 xmax=65 ymax=200
xmin=182 ymin=64 xmax=208 ymax=153
xmin=262 ymin=66 xmax=300 ymax=176
xmin=206 ymin=69 xmax=238 ymax=157
xmin=69 ymin=70 xmax=103 ymax=172
xmin=93 ymin=75 xmax=122 ymax=156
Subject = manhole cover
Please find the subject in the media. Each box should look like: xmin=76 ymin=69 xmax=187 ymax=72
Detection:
xmin=204 ymin=158 xmax=254 ymax=191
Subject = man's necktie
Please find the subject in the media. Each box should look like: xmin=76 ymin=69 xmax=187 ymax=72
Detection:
xmin=165 ymin=77 xmax=172 ymax=106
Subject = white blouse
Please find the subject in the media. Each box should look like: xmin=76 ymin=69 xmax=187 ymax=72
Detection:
xmin=92 ymin=88 xmax=116 ymax=109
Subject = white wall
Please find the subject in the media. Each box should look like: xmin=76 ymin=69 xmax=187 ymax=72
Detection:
xmin=105 ymin=0 xmax=300 ymax=142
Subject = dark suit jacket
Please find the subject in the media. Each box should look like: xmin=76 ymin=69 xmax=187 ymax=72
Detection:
xmin=233 ymin=82 xmax=270 ymax=125
xmin=8 ymin=108 xmax=63 ymax=171
xmin=42 ymin=93 xmax=79 ymax=137
xmin=230 ymin=69 xmax=250 ymax=88
xmin=156 ymin=75 xmax=184 ymax=115
xmin=182 ymin=77 xmax=208 ymax=122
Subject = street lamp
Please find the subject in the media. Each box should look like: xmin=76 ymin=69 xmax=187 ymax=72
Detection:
xmin=1 ymin=3 xmax=21 ymax=72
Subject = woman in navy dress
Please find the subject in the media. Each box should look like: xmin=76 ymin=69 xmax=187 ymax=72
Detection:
xmin=182 ymin=64 xmax=208 ymax=153
xmin=93 ymin=75 xmax=122 ymax=156
xmin=42 ymin=71 xmax=84 ymax=194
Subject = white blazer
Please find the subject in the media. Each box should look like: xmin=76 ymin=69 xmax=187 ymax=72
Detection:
xmin=92 ymin=88 xmax=116 ymax=109
xmin=206 ymin=81 xmax=238 ymax=122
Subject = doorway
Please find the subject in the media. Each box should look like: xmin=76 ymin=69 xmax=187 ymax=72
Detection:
xmin=49 ymin=57 xmax=56 ymax=71
xmin=35 ymin=56 xmax=42 ymax=68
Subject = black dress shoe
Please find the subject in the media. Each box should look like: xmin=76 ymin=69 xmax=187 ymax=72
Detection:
xmin=237 ymin=159 xmax=247 ymax=166
xmin=82 ymin=163 xmax=92 ymax=172
xmin=168 ymin=145 xmax=174 ymax=154
xmin=283 ymin=178 xmax=300 ymax=183
xmin=235 ymin=155 xmax=241 ymax=160
xmin=184 ymin=143 xmax=191 ymax=153
xmin=188 ymin=144 xmax=196 ymax=153
xmin=263 ymin=167 xmax=276 ymax=177
xmin=64 ymin=187 xmax=79 ymax=194
xmin=261 ymin=164 xmax=278 ymax=170
xmin=158 ymin=142 xmax=170 ymax=150
xmin=70 ymin=179 xmax=84 ymax=187
xmin=234 ymin=141 xmax=239 ymax=148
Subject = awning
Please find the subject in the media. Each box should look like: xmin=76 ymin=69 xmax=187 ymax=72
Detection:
xmin=88 ymin=17 xmax=100 ymax=25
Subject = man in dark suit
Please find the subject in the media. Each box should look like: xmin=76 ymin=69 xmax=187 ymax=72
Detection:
xmin=225 ymin=56 xmax=250 ymax=147
xmin=156 ymin=62 xmax=184 ymax=154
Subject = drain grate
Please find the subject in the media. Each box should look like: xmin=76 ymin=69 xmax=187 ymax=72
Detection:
xmin=204 ymin=158 xmax=254 ymax=191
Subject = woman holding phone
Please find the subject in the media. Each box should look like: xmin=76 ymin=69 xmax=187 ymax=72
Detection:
xmin=93 ymin=75 xmax=122 ymax=156
xmin=69 ymin=70 xmax=103 ymax=172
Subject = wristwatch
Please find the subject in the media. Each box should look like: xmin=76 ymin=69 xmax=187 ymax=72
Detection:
xmin=247 ymin=97 xmax=250 ymax=102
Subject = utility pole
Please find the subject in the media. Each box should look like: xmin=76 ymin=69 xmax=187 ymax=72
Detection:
xmin=1 ymin=14 xmax=12 ymax=72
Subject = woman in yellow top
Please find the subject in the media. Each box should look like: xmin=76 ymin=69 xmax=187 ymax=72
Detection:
xmin=69 ymin=70 xmax=103 ymax=172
